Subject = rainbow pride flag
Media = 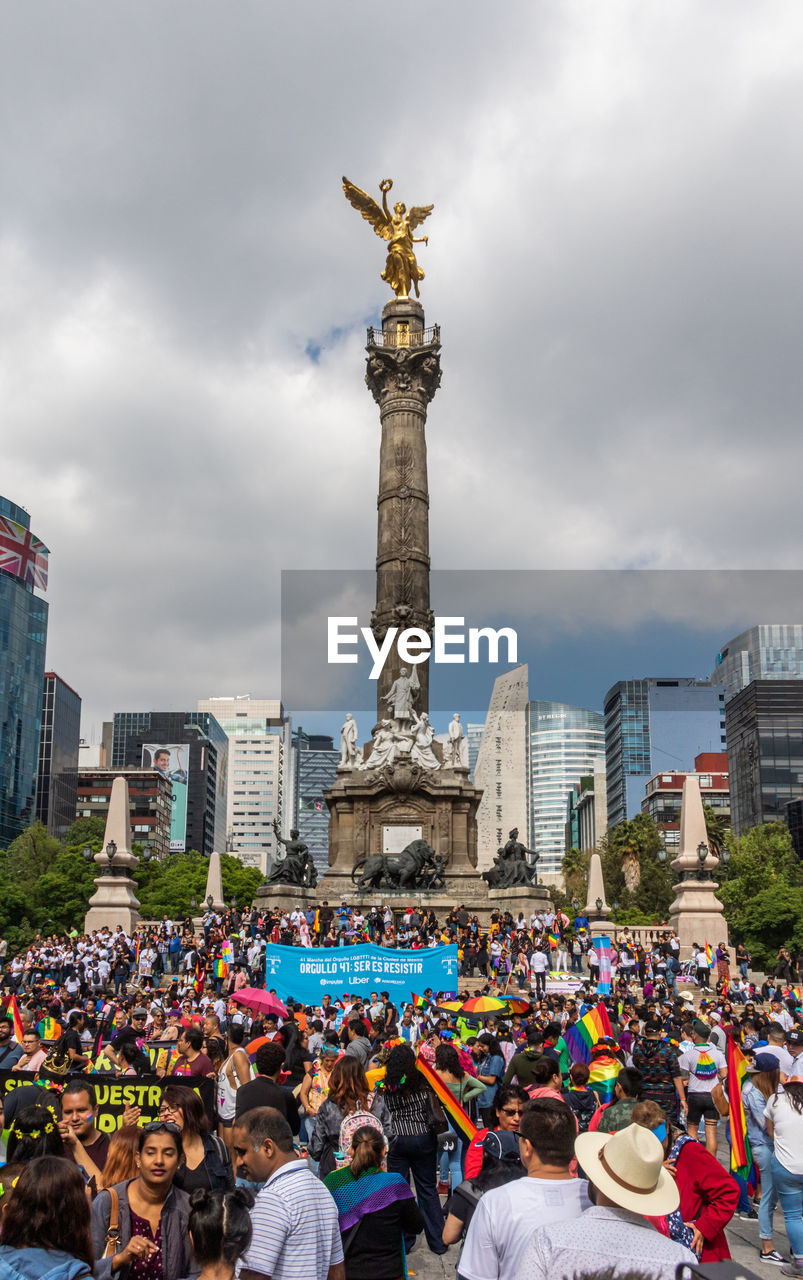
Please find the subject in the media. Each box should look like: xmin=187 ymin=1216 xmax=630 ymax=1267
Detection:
xmin=588 ymin=1052 xmax=621 ymax=1103
xmin=214 ymin=959 xmax=229 ymax=979
xmin=410 ymin=992 xmax=430 ymax=1010
xmin=193 ymin=963 xmax=205 ymax=996
xmin=727 ymin=1037 xmax=754 ymax=1180
xmin=563 ymin=1003 xmax=614 ymax=1065
xmin=548 ymin=931 xmax=560 ymax=948
xmin=37 ymin=1016 xmax=61 ymax=1041
xmin=2 ymin=995 xmax=25 ymax=1044
xmin=705 ymin=942 xmax=715 ymax=968
xmin=221 ymin=940 xmax=233 ymax=965
xmin=415 ymin=1054 xmax=477 ymax=1144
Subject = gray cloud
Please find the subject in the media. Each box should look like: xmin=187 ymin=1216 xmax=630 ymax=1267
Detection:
xmin=1 ymin=1 xmax=802 ymax=736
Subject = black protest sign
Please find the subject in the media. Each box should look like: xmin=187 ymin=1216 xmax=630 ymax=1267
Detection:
xmin=0 ymin=1069 xmax=215 ymax=1134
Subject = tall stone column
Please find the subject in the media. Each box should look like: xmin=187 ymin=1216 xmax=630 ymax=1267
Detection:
xmin=366 ymin=298 xmax=441 ymax=721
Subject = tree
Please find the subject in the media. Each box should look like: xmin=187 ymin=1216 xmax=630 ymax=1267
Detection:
xmin=703 ymin=805 xmax=729 ymax=856
xmin=64 ymin=816 xmax=107 ymax=848
xmin=602 ymin=814 xmax=663 ymax=893
xmin=716 ymin=821 xmax=802 ymax=969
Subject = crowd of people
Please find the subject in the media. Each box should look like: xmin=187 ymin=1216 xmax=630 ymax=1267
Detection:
xmin=1 ymin=901 xmax=802 ymax=1280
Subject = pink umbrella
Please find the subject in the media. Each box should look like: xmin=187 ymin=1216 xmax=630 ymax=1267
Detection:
xmin=231 ymin=988 xmax=288 ymax=1018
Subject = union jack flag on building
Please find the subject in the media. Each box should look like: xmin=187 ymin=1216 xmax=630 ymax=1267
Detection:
xmin=0 ymin=516 xmax=49 ymax=592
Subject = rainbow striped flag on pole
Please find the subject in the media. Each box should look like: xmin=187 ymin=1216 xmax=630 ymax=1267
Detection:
xmin=415 ymin=1054 xmax=477 ymax=1144
xmin=2 ymin=994 xmax=25 ymax=1044
xmin=548 ymin=931 xmax=560 ymax=948
xmin=727 ymin=1036 xmax=754 ymax=1180
xmin=588 ymin=1050 xmax=621 ymax=1103
xmin=705 ymin=942 xmax=715 ymax=968
xmin=563 ymin=1003 xmax=614 ymax=1065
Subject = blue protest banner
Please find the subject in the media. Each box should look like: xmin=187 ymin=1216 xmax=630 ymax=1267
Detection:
xmin=262 ymin=943 xmax=459 ymax=1005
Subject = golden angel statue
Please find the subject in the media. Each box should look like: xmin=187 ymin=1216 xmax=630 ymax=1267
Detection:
xmin=342 ymin=176 xmax=434 ymax=299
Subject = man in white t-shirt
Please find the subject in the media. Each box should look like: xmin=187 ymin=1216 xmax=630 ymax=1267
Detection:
xmin=529 ymin=948 xmax=549 ymax=998
xmin=460 ymin=1096 xmax=590 ymax=1280
xmin=678 ymin=1020 xmax=726 ymax=1155
xmin=760 ymin=1024 xmax=795 ymax=1078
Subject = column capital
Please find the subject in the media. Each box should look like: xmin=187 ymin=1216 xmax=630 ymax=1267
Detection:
xmin=365 ymin=344 xmax=442 ymax=409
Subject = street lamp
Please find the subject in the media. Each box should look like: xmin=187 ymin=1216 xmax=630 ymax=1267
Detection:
xmin=141 ymin=844 xmax=152 ymax=864
xmin=595 ymin=896 xmax=603 ymax=916
xmin=82 ymin=844 xmax=93 ymax=865
xmin=657 ymin=834 xmax=668 ymax=865
xmin=206 ymin=894 xmax=214 ymax=909
xmin=230 ymin=895 xmax=237 ymax=910
xmin=571 ymin=897 xmax=580 ymax=914
xmin=612 ymin=899 xmax=619 ymax=922
xmin=105 ymin=840 xmax=117 ymax=868
xmin=696 ymin=842 xmax=709 ymax=879
xmin=720 ymin=844 xmax=731 ymax=867
xmin=190 ymin=895 xmax=197 ymax=911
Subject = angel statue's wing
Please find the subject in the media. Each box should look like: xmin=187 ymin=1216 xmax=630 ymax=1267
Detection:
xmin=342 ymin=177 xmax=392 ymax=241
xmin=407 ymin=203 xmax=434 ymax=232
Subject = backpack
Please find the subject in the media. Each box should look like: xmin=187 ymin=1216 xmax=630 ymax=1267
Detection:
xmin=336 ymin=1105 xmax=386 ymax=1169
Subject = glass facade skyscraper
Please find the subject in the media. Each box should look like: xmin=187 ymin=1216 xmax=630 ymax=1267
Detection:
xmin=714 ymin=625 xmax=803 ymax=703
xmin=36 ymin=672 xmax=81 ymax=839
xmin=604 ymin=677 xmax=726 ymax=828
xmin=526 ymin=700 xmax=605 ymax=876
xmin=0 ymin=496 xmax=49 ymax=847
xmin=725 ymin=680 xmax=803 ymax=835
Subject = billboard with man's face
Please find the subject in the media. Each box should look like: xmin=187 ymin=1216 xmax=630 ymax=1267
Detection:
xmin=142 ymin=743 xmax=189 ymax=852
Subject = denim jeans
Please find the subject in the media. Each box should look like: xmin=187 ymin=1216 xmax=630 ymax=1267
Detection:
xmin=771 ymin=1155 xmax=803 ymax=1261
xmin=753 ymin=1143 xmax=777 ymax=1242
xmin=388 ymin=1132 xmax=446 ymax=1254
xmin=438 ymin=1127 xmax=463 ymax=1191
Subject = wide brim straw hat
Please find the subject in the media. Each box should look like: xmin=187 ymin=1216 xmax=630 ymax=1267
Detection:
xmin=575 ymin=1123 xmax=680 ymax=1216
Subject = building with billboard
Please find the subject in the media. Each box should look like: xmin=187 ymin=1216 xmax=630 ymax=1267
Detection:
xmin=725 ymin=680 xmax=803 ymax=835
xmin=197 ymin=697 xmax=293 ymax=873
xmin=76 ymin=768 xmax=173 ymax=858
xmin=604 ymin=677 xmax=726 ymax=829
xmin=36 ymin=672 xmax=81 ymax=839
xmin=641 ymin=752 xmax=730 ymax=850
xmin=114 ymin=710 xmax=228 ymax=857
xmin=0 ymin=495 xmax=50 ymax=846
xmin=293 ymin=727 xmax=339 ymax=878
xmin=714 ymin=625 xmax=803 ymax=703
xmin=527 ymin=701 xmax=605 ymax=878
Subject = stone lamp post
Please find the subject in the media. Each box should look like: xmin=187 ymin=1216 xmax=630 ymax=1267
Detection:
xmin=84 ymin=776 xmax=142 ymax=934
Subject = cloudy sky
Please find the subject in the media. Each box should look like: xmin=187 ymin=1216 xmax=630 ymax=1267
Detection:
xmin=3 ymin=1 xmax=802 ymax=742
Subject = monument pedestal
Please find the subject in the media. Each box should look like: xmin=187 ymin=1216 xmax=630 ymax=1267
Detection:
xmin=253 ymin=883 xmax=319 ymax=915
xmin=668 ymin=775 xmax=729 ymax=961
xmin=85 ymin=875 xmax=141 ymax=935
xmin=487 ymin=885 xmax=553 ymax=919
xmin=323 ymin=758 xmax=485 ymax=901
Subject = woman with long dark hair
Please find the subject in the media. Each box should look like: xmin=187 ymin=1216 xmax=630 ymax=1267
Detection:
xmin=6 ymin=1103 xmax=65 ymax=1163
xmin=764 ymin=1074 xmax=803 ymax=1273
xmin=324 ymin=1125 xmax=423 ymax=1279
xmin=0 ymin=1157 xmax=93 ymax=1279
xmin=380 ymin=1043 xmax=447 ymax=1256
xmin=741 ymin=1054 xmax=782 ymax=1263
xmin=91 ymin=1121 xmax=193 ymax=1279
xmin=434 ymin=1042 xmax=484 ymax=1194
xmin=308 ymin=1055 xmax=393 ymax=1179
xmin=159 ymin=1084 xmax=233 ymax=1191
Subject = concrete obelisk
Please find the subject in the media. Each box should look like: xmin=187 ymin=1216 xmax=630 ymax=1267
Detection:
xmin=669 ymin=775 xmax=729 ymax=959
xmin=84 ymin=775 xmax=141 ymax=934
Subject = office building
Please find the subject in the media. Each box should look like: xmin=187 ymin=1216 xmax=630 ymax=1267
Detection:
xmin=115 ymin=710 xmax=228 ymax=857
xmin=293 ymin=727 xmax=339 ymax=878
xmin=0 ymin=495 xmax=49 ymax=847
xmin=785 ymin=798 xmax=803 ymax=860
xmin=566 ymin=756 xmax=608 ymax=853
xmin=604 ymin=677 xmax=726 ymax=829
xmin=474 ymin=666 xmax=529 ymax=867
xmin=725 ymin=680 xmax=803 ymax=835
xmin=197 ymin=697 xmax=293 ymax=873
xmin=36 ymin=673 xmax=81 ymax=838
xmin=641 ymin=752 xmax=730 ymax=850
xmin=527 ymin=701 xmax=605 ymax=878
xmin=466 ymin=723 xmax=485 ymax=781
xmin=714 ymin=625 xmax=803 ymax=703
xmin=76 ymin=768 xmax=173 ymax=858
